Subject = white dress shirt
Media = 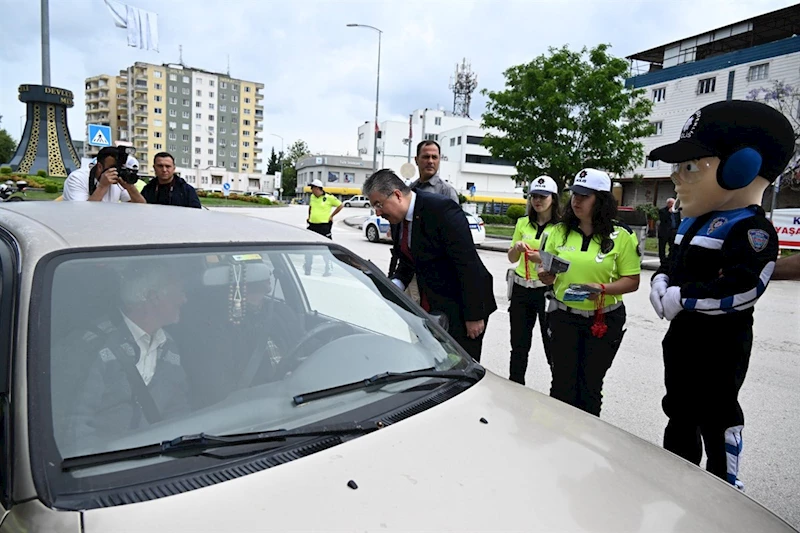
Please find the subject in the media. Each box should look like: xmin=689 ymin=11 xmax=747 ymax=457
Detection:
xmin=392 ymin=192 xmax=417 ymax=291
xmin=122 ymin=313 xmax=167 ymax=386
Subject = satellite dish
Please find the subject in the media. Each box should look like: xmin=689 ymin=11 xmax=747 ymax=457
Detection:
xmin=400 ymin=163 xmax=416 ymax=179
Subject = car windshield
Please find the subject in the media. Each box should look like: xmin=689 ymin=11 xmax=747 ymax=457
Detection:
xmin=40 ymin=245 xmax=469 ymax=476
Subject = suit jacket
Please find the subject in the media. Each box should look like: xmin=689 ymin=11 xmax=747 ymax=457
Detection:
xmin=658 ymin=206 xmax=680 ymax=237
xmin=391 ymin=191 xmax=497 ymax=332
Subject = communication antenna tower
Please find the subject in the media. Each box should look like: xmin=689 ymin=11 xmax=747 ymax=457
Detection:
xmin=449 ymin=58 xmax=478 ymax=118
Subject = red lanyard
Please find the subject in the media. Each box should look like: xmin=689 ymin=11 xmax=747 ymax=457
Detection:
xmin=523 ymin=249 xmax=538 ymax=280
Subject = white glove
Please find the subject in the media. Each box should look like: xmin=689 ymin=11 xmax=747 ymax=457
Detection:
xmin=661 ymin=286 xmax=683 ymax=321
xmin=649 ymin=274 xmax=669 ymax=319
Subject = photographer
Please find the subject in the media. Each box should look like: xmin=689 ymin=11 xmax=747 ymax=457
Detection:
xmin=62 ymin=147 xmax=146 ymax=203
xmin=141 ymin=152 xmax=202 ymax=208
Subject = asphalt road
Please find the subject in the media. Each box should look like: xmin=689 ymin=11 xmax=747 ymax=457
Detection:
xmin=216 ymin=205 xmax=800 ymax=528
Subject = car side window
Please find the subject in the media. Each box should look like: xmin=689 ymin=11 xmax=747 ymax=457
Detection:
xmin=0 ymin=237 xmax=16 ymax=509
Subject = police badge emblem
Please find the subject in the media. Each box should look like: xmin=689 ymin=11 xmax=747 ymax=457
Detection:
xmin=747 ymin=229 xmax=769 ymax=252
xmin=707 ymin=217 xmax=727 ymax=235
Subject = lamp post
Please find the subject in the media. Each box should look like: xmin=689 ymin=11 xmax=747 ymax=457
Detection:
xmin=347 ymin=23 xmax=382 ymax=173
xmin=269 ymin=133 xmax=284 ymax=200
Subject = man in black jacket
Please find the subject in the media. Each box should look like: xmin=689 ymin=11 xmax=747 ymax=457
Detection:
xmin=141 ymin=152 xmax=202 ymax=208
xmin=657 ymin=198 xmax=680 ymax=265
xmin=363 ymin=169 xmax=497 ymax=361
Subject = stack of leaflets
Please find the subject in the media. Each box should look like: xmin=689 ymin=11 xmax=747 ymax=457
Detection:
xmin=538 ymin=232 xmax=571 ymax=275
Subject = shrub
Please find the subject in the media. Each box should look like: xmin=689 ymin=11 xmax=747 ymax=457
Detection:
xmin=482 ymin=214 xmax=513 ymax=225
xmin=635 ymin=203 xmax=659 ymax=222
xmin=44 ymin=184 xmax=59 ymax=193
xmin=36 ymin=169 xmax=47 ymax=177
xmin=506 ymin=205 xmax=526 ymax=221
xmin=0 ymin=167 xmax=12 ymax=175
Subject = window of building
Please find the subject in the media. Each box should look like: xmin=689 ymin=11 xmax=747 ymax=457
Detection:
xmin=220 ymin=116 xmax=226 ymax=123
xmin=169 ymin=86 xmax=177 ymax=93
xmin=169 ymin=109 xmax=177 ymax=117
xmin=154 ymin=83 xmax=162 ymax=90
xmin=195 ymin=78 xmax=202 ymax=85
xmin=434 ymin=117 xmax=441 ymax=126
xmin=645 ymin=157 xmax=658 ymax=168
xmin=209 ymin=92 xmax=214 ymax=99
xmin=221 ymin=94 xmax=227 ymax=101
xmin=466 ymin=135 xmax=484 ymax=145
xmin=195 ymin=159 xmax=201 ymax=166
xmin=208 ymin=126 xmax=214 ymax=133
xmin=154 ymin=143 xmax=162 ymax=150
xmin=154 ymin=95 xmax=163 ymax=102
xmin=182 ymin=88 xmax=190 ymax=95
xmin=196 ymin=90 xmax=202 ymax=97
xmin=244 ymin=109 xmax=251 ymax=115
xmin=154 ymin=107 xmax=163 ymax=114
xmin=169 ymin=121 xmax=176 ymax=129
xmin=181 ymin=157 xmax=188 ymax=165
xmin=154 ymin=119 xmax=163 ymax=126
xmin=243 ymin=141 xmax=250 ymax=147
xmin=182 ymin=111 xmax=190 ymax=118
xmin=243 ymin=119 xmax=251 ymax=126
xmin=183 ymin=99 xmax=190 ymax=107
xmin=168 ymin=144 xmax=176 ymax=151
xmin=208 ymin=160 xmax=214 ymax=167
xmin=182 ymin=134 xmax=189 ymax=141
xmin=243 ymin=130 xmax=250 ymax=136
xmin=182 ymin=123 xmax=189 ymax=130
xmin=154 ymin=71 xmax=163 ymax=79
xmin=450 ymin=138 xmax=455 ymax=147
xmin=232 ymin=84 xmax=239 ymax=91
xmin=221 ymin=82 xmax=228 ymax=89
xmin=220 ymin=105 xmax=227 ymax=112
xmin=465 ymin=154 xmax=513 ymax=166
xmin=195 ymin=113 xmax=202 ymax=119
xmin=697 ymin=77 xmax=716 ymax=94
xmin=182 ymin=146 xmax=189 ymax=153
xmin=243 ymin=152 xmax=249 ymax=159
xmin=208 ymin=137 xmax=214 ymax=144
xmin=208 ymin=149 xmax=214 ymax=155
xmin=245 ymin=86 xmax=251 ymax=93
xmin=196 ymin=102 xmax=202 ymax=108
xmin=231 ymin=162 xmax=237 ymax=169
xmin=169 ymin=132 xmax=176 ymax=140
xmin=154 ymin=131 xmax=162 ymax=138
xmin=209 ymin=102 xmax=215 ymax=110
xmin=457 ymin=136 xmax=462 ymax=145
xmin=231 ymin=140 xmax=237 ymax=147
xmin=651 ymin=121 xmax=663 ymax=136
xmin=195 ymin=136 xmax=201 ymax=142
xmin=183 ymin=76 xmax=190 ymax=83
xmin=232 ymin=95 xmax=239 ymax=103
xmin=652 ymin=87 xmax=666 ymax=102
xmin=220 ymin=149 xmax=226 ymax=156
xmin=232 ymin=106 xmax=238 ymax=114
xmin=212 ymin=176 xmax=222 ymax=185
xmin=220 ymin=139 xmax=227 ymax=147
xmin=424 ymin=133 xmax=438 ymax=141
xmin=209 ymin=80 xmax=215 ymax=87
xmin=220 ymin=127 xmax=227 ymax=134
xmin=748 ymin=63 xmax=769 ymax=82
xmin=169 ymin=74 xmax=177 ymax=81
xmin=169 ymin=97 xmax=177 ymax=105
xmin=195 ymin=148 xmax=201 ymax=154
xmin=242 ymin=163 xmax=249 ymax=170
xmin=232 ymin=129 xmax=238 ymax=136
xmin=245 ymin=97 xmax=251 ymax=104
xmin=201 ymin=175 xmax=208 ymax=183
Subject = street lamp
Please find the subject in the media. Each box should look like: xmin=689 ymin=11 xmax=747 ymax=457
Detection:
xmin=347 ymin=23 xmax=382 ymax=173
xmin=269 ymin=133 xmax=284 ymax=200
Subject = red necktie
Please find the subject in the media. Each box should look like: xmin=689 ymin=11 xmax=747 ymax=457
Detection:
xmin=400 ymin=220 xmax=430 ymax=312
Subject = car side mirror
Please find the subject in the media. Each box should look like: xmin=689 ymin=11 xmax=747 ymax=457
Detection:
xmin=428 ymin=311 xmax=449 ymax=332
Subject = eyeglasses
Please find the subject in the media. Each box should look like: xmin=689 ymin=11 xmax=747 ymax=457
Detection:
xmin=371 ymin=190 xmax=398 ymax=210
xmin=671 ymin=160 xmax=712 ymax=185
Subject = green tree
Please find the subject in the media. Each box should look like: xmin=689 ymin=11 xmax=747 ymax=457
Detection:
xmin=281 ymin=140 xmax=310 ymax=194
xmin=0 ymin=115 xmax=18 ymax=165
xmin=481 ymin=44 xmax=654 ymax=190
xmin=267 ymin=147 xmax=280 ymax=175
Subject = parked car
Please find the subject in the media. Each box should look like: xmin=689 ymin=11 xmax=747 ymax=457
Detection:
xmin=343 ymin=195 xmax=371 ymax=208
xmin=0 ymin=202 xmax=795 ymax=532
xmin=364 ymin=210 xmax=486 ymax=245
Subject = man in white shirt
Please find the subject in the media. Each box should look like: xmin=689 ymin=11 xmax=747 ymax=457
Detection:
xmin=62 ymin=146 xmax=146 ymax=203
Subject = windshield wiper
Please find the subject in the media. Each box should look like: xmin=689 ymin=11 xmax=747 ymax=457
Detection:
xmin=293 ymin=367 xmax=480 ymax=406
xmin=61 ymin=421 xmax=377 ymax=471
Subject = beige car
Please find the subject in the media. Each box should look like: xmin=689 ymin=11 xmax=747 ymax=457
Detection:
xmin=0 ymin=202 xmax=795 ymax=532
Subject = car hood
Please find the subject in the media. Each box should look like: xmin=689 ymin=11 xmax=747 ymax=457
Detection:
xmin=83 ymin=372 xmax=795 ymax=532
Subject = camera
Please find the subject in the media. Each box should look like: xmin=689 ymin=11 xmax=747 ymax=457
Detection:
xmin=115 ymin=145 xmax=139 ymax=184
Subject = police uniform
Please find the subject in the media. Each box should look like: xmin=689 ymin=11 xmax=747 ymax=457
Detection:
xmin=542 ymin=169 xmax=641 ymax=417
xmin=648 ymin=100 xmax=795 ymax=488
xmin=305 ymin=180 xmax=342 ymax=275
xmin=507 ymin=176 xmax=559 ymax=385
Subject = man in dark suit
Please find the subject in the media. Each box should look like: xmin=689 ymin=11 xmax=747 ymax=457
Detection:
xmin=363 ymin=169 xmax=497 ymax=361
xmin=657 ymin=198 xmax=680 ymax=265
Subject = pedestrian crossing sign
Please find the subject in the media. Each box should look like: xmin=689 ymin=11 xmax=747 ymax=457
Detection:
xmin=88 ymin=124 xmax=112 ymax=147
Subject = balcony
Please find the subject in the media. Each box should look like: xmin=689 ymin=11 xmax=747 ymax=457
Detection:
xmin=134 ymin=108 xmax=148 ymax=117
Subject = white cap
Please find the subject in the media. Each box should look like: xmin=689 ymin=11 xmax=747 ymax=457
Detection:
xmin=310 ymin=179 xmax=324 ymax=188
xmin=569 ymin=168 xmax=611 ymax=194
xmin=125 ymin=155 xmax=139 ymax=170
xmin=528 ymin=175 xmax=558 ymax=195
xmin=88 ymin=157 xmax=98 ymax=169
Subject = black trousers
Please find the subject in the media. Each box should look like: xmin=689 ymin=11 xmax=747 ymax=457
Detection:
xmin=658 ymin=231 xmax=675 ymax=265
xmin=305 ymin=222 xmax=333 ymax=273
xmin=508 ymin=283 xmax=551 ymax=385
xmin=662 ymin=313 xmax=752 ymax=486
xmin=548 ymin=306 xmax=627 ymax=416
xmin=449 ymin=315 xmax=490 ymax=363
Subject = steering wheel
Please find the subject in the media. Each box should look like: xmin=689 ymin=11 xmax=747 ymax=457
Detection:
xmin=272 ymin=321 xmax=357 ymax=379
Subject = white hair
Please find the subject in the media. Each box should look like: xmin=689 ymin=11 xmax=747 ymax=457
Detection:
xmin=119 ymin=262 xmax=173 ymax=307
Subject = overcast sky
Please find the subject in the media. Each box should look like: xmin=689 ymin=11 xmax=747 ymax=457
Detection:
xmin=0 ymin=0 xmax=796 ymax=164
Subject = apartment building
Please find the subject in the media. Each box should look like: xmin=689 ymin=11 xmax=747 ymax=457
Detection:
xmin=623 ymin=4 xmax=800 ymax=207
xmin=354 ymin=107 xmax=520 ymax=201
xmin=84 ymin=74 xmax=125 ymax=158
xmin=84 ymin=62 xmax=264 ymax=173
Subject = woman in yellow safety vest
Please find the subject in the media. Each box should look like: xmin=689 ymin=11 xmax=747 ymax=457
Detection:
xmin=506 ymin=176 xmax=560 ymax=385
xmin=537 ymin=168 xmax=641 ymax=417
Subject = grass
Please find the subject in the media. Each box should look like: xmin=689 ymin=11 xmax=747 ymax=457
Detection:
xmin=484 ymin=224 xmax=515 ymax=238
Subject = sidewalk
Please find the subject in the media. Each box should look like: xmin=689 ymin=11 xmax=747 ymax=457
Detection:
xmin=344 ymin=215 xmax=367 ymax=229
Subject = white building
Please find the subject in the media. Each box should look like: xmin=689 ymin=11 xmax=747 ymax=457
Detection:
xmin=191 ymin=71 xmax=219 ymax=169
xmin=295 ymin=155 xmax=372 ymax=197
xmin=356 ymin=107 xmax=521 ymax=202
xmin=623 ymin=4 xmax=800 ymax=208
xmin=176 ymin=166 xmax=277 ymax=194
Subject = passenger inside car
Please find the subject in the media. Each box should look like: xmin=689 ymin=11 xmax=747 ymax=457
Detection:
xmin=170 ymin=260 xmax=305 ymax=409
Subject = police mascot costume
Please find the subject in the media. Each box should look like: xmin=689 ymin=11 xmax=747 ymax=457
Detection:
xmin=648 ymin=100 xmax=794 ymax=489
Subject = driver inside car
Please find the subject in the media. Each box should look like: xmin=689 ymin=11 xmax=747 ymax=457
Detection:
xmin=55 ymin=261 xmax=191 ymax=453
xmin=173 ymin=261 xmax=304 ymax=409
